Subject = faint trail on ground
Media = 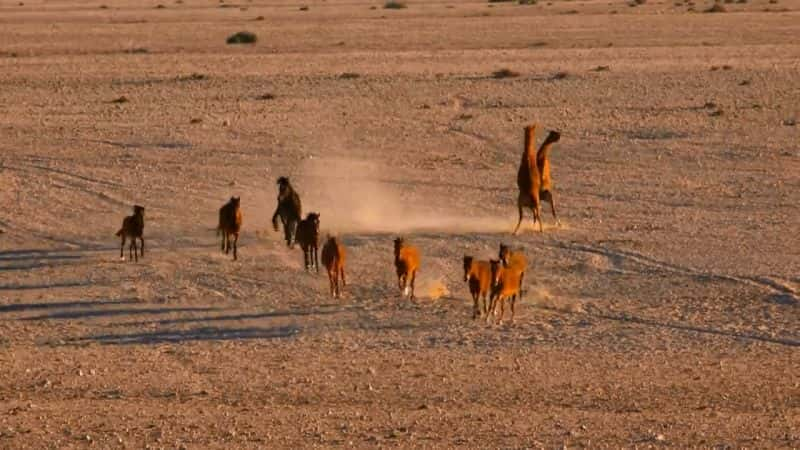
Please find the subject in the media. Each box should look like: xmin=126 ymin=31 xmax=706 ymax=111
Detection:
xmin=551 ymin=241 xmax=800 ymax=303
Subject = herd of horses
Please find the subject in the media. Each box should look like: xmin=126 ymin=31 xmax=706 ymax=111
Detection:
xmin=115 ymin=124 xmax=561 ymax=323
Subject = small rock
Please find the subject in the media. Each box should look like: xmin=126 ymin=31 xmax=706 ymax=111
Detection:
xmin=222 ymin=119 xmax=230 ymax=127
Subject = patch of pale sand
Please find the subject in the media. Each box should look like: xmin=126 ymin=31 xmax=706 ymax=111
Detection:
xmin=526 ymin=286 xmax=585 ymax=314
xmin=419 ymin=277 xmax=450 ymax=300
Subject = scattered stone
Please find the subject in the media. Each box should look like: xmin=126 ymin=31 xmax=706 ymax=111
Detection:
xmin=226 ymin=31 xmax=257 ymax=44
xmin=705 ymin=3 xmax=726 ymax=11
xmin=492 ymin=68 xmax=520 ymax=79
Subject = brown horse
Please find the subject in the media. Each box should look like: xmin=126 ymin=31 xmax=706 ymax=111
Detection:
xmin=272 ymin=177 xmax=302 ymax=248
xmin=295 ymin=212 xmax=321 ymax=272
xmin=513 ymin=125 xmax=562 ymax=233
xmin=217 ymin=196 xmax=242 ymax=260
xmin=498 ymin=243 xmax=527 ymax=300
xmin=463 ymin=255 xmax=492 ymax=319
xmin=394 ymin=237 xmax=420 ymax=300
xmin=514 ymin=124 xmax=542 ymax=233
xmin=537 ymin=130 xmax=562 ymax=226
xmin=116 ymin=205 xmax=145 ymax=262
xmin=487 ymin=259 xmax=523 ymax=324
xmin=321 ymin=235 xmax=347 ymax=298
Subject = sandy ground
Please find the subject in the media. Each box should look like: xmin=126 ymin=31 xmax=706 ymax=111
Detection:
xmin=1 ymin=0 xmax=800 ymax=448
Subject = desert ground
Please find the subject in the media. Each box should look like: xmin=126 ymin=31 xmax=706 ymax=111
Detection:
xmin=1 ymin=0 xmax=799 ymax=448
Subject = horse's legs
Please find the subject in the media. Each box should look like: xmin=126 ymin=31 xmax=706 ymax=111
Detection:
xmin=283 ymin=218 xmax=292 ymax=248
xmin=541 ymin=190 xmax=560 ymax=227
xmin=314 ymin=245 xmax=320 ymax=273
xmin=486 ymin=293 xmax=497 ymax=324
xmin=232 ymin=232 xmax=238 ymax=260
xmin=334 ymin=266 xmax=341 ymax=298
xmin=139 ymin=236 xmax=145 ymax=258
xmin=531 ymin=202 xmax=543 ymax=232
xmin=120 ymin=235 xmax=126 ymax=260
xmin=340 ymin=266 xmax=346 ymax=287
xmin=409 ymin=270 xmax=417 ymax=300
xmin=497 ymin=297 xmax=505 ymax=325
xmin=512 ymin=198 xmax=524 ymax=235
xmin=328 ymin=268 xmax=335 ymax=297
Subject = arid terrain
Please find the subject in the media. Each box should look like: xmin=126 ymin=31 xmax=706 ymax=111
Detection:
xmin=1 ymin=0 xmax=799 ymax=448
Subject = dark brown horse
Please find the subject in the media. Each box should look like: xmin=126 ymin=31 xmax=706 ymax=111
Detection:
xmin=218 ymin=196 xmax=242 ymax=260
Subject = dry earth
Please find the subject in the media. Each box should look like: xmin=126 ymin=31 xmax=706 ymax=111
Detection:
xmin=1 ymin=0 xmax=800 ymax=448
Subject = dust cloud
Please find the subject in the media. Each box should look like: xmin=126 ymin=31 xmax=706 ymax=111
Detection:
xmin=295 ymin=157 xmax=510 ymax=235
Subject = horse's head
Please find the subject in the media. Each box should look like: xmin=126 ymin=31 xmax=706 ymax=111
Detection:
xmin=498 ymin=243 xmax=511 ymax=266
xmin=277 ymin=176 xmax=291 ymax=192
xmin=489 ymin=259 xmax=502 ymax=287
xmin=393 ymin=237 xmax=406 ymax=258
xmin=544 ymin=130 xmax=561 ymax=145
xmin=463 ymin=255 xmax=474 ymax=282
xmin=306 ymin=212 xmax=320 ymax=230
